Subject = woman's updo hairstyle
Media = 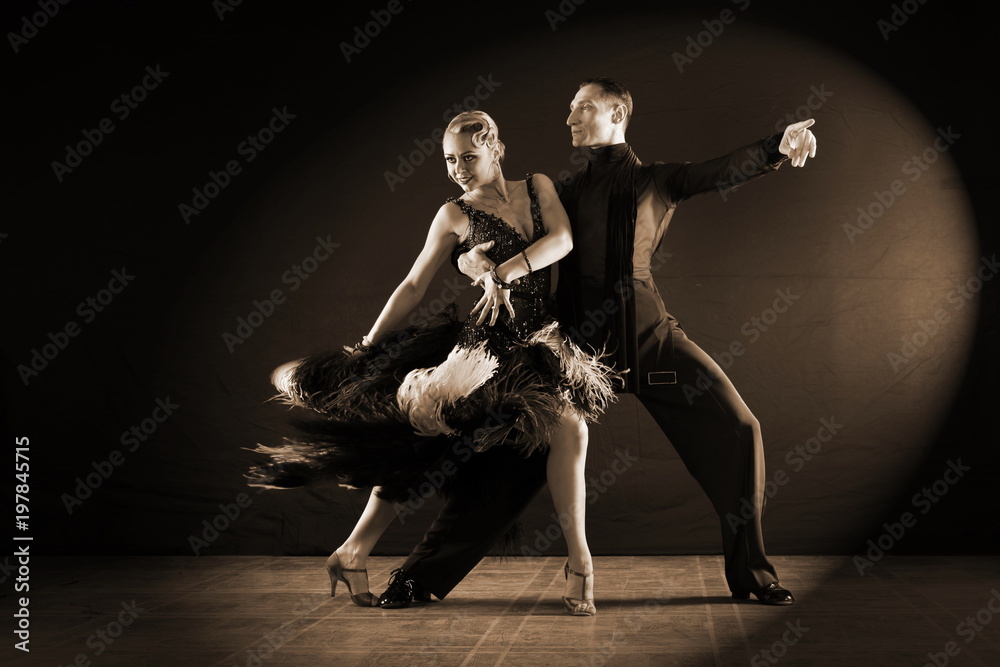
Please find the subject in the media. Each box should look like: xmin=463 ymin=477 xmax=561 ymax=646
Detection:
xmin=445 ymin=110 xmax=506 ymax=164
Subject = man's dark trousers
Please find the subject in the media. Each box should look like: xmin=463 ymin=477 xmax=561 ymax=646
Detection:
xmin=401 ymin=317 xmax=776 ymax=598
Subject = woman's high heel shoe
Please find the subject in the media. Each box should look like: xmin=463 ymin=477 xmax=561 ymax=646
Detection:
xmin=326 ymin=551 xmax=378 ymax=607
xmin=563 ymin=560 xmax=597 ymax=616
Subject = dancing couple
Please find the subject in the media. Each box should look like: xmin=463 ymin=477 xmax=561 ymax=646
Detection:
xmin=249 ymin=77 xmax=817 ymax=615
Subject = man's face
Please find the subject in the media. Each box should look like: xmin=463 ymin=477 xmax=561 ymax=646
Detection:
xmin=566 ymin=84 xmax=621 ymax=147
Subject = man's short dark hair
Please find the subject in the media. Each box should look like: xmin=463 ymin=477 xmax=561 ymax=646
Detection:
xmin=579 ymin=77 xmax=633 ymax=128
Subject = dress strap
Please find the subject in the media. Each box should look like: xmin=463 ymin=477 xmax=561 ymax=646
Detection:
xmin=447 ymin=196 xmax=473 ymax=214
xmin=447 ymin=196 xmax=477 ymax=240
xmin=523 ymin=173 xmax=543 ymax=236
xmin=524 ymin=172 xmax=537 ymax=204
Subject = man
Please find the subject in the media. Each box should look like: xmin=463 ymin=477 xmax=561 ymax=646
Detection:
xmin=378 ymin=77 xmax=816 ymax=608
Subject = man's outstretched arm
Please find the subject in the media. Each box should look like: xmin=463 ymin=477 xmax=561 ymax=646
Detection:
xmin=658 ymin=119 xmax=817 ymax=204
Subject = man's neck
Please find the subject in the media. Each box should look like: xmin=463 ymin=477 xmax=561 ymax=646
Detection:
xmin=587 ymin=131 xmax=627 ymax=149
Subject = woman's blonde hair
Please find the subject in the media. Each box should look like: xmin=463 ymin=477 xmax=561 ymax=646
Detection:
xmin=445 ymin=110 xmax=506 ymax=163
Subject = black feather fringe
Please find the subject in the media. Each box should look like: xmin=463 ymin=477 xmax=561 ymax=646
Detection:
xmin=247 ymin=306 xmax=619 ymax=500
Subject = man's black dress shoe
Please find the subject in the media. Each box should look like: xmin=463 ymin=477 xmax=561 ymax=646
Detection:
xmin=378 ymin=569 xmax=432 ymax=608
xmin=733 ymin=582 xmax=795 ymax=605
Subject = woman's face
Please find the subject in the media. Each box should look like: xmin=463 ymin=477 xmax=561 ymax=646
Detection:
xmin=442 ymin=131 xmax=497 ymax=192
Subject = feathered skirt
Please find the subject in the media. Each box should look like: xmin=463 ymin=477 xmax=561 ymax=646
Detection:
xmin=247 ymin=306 xmax=619 ymax=503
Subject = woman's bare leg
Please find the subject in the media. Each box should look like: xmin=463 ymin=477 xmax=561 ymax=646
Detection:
xmin=326 ymin=487 xmax=396 ymax=607
xmin=546 ymin=409 xmax=594 ymax=600
xmin=326 ymin=486 xmax=396 ymax=596
xmin=337 ymin=487 xmax=397 ymax=566
xmin=270 ymin=362 xmax=397 ymax=592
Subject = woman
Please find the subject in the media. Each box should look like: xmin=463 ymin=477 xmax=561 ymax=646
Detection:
xmin=249 ymin=111 xmax=617 ymax=616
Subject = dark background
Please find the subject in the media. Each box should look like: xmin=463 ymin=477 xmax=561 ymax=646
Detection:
xmin=3 ymin=0 xmax=997 ymax=561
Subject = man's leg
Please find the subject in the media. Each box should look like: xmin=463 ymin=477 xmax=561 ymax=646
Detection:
xmin=393 ymin=444 xmax=550 ymax=600
xmin=636 ymin=323 xmax=780 ymax=597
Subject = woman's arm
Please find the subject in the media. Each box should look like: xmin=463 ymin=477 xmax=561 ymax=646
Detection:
xmin=471 ymin=173 xmax=574 ymax=325
xmin=364 ymin=204 xmax=462 ymax=343
xmin=459 ymin=173 xmax=575 ymax=286
xmin=493 ymin=173 xmax=573 ymax=284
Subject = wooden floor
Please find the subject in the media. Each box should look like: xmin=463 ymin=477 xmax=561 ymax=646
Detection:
xmin=5 ymin=555 xmax=1000 ymax=666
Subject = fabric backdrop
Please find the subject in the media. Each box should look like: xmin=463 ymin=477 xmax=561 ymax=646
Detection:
xmin=4 ymin=0 xmax=997 ymax=558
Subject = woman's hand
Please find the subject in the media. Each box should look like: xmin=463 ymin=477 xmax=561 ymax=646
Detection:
xmin=458 ymin=241 xmax=495 ymax=281
xmin=342 ymin=336 xmax=373 ymax=358
xmin=470 ymin=272 xmax=515 ymax=326
xmin=458 ymin=241 xmax=520 ymax=286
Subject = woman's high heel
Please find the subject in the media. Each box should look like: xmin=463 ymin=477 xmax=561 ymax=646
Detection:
xmin=563 ymin=560 xmax=597 ymax=616
xmin=326 ymin=551 xmax=378 ymax=607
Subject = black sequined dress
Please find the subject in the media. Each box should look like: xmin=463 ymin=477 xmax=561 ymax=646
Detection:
xmin=248 ymin=174 xmax=618 ymax=501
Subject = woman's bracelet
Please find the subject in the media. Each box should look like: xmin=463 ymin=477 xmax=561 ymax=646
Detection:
xmin=521 ymin=249 xmax=532 ymax=276
xmin=490 ymin=265 xmax=513 ymax=290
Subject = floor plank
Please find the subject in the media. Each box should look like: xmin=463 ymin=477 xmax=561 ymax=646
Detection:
xmin=4 ymin=555 xmax=999 ymax=666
